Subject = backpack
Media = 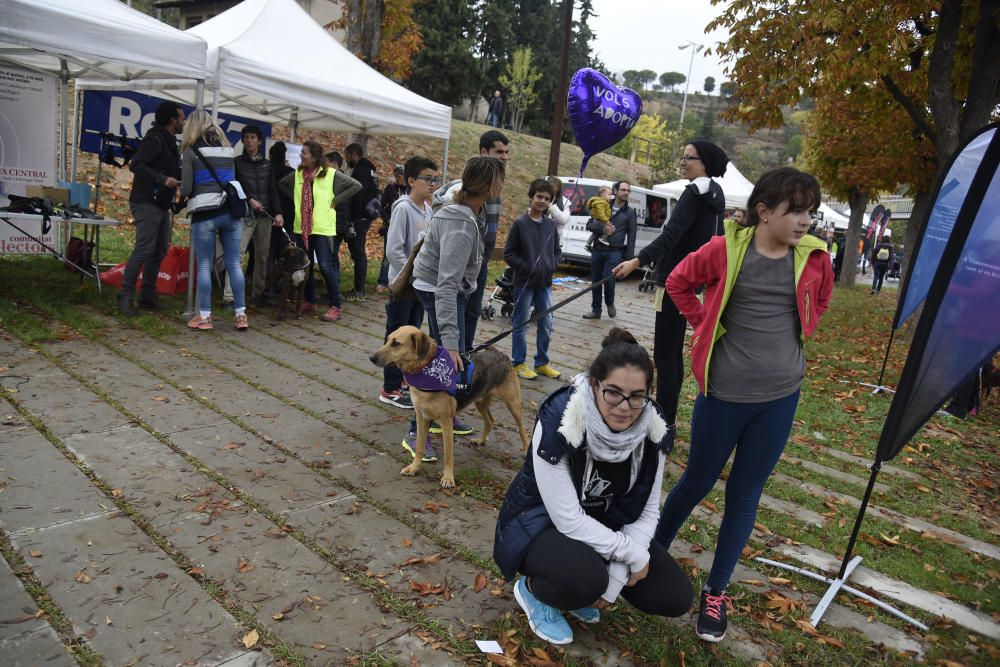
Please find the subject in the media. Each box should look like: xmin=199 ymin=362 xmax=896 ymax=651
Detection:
xmin=877 ymin=246 xmax=890 ymax=261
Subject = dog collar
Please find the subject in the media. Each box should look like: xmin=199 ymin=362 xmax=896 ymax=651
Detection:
xmin=403 ymin=348 xmax=457 ymax=395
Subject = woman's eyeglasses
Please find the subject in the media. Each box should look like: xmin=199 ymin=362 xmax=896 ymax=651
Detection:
xmin=414 ymin=176 xmax=440 ymax=185
xmin=597 ymin=380 xmax=651 ymax=410
xmin=679 ymin=155 xmax=702 ymax=163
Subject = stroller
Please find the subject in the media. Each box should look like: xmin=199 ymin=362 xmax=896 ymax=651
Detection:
xmin=481 ymin=267 xmax=515 ymax=320
xmin=638 ymin=260 xmax=658 ymax=293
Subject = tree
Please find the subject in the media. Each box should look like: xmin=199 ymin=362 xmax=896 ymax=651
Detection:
xmin=607 ymin=114 xmax=683 ymax=181
xmin=622 ymin=70 xmax=643 ymax=91
xmin=801 ymin=88 xmax=935 ymax=287
xmin=718 ymin=81 xmax=736 ymax=98
xmin=499 ymin=47 xmax=542 ymax=133
xmin=637 ymin=69 xmax=658 ymax=91
xmin=407 ymin=0 xmax=479 ymax=106
xmin=785 ymin=134 xmax=804 ymax=161
xmin=378 ymin=0 xmax=422 ymax=80
xmin=659 ymin=71 xmax=686 ymax=92
xmin=708 ymin=0 xmax=1000 ymax=284
xmin=342 ymin=0 xmax=386 ymax=65
xmin=704 ymin=76 xmax=716 ymax=94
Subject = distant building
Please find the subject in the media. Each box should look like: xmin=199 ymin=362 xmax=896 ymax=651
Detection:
xmin=152 ymin=0 xmax=345 ymax=41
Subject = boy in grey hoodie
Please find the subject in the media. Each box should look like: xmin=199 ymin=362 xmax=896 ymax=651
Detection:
xmin=380 ymin=157 xmax=438 ymax=410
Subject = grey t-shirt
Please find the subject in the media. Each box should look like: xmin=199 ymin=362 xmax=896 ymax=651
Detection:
xmin=708 ymin=242 xmax=804 ymax=402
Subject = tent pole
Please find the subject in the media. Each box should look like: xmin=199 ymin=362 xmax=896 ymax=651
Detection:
xmin=195 ymin=78 xmax=205 ymax=111
xmin=875 ymin=329 xmax=897 ymax=390
xmin=211 ymin=57 xmax=223 ymax=123
xmin=289 ymin=108 xmax=299 ymax=143
xmin=70 ymin=87 xmax=81 ymax=182
xmin=60 ymin=59 xmax=69 ymax=181
xmin=442 ymin=138 xmax=450 ymax=182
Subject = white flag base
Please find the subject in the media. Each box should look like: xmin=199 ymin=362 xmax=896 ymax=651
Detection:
xmin=755 ymin=556 xmax=928 ymax=631
xmin=838 ymin=379 xmax=896 ymax=395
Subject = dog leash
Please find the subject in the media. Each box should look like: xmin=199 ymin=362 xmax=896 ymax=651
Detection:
xmin=469 ymin=273 xmax=617 ymax=353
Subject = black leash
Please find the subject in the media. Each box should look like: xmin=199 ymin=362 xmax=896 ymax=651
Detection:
xmin=469 ymin=273 xmax=616 ymax=353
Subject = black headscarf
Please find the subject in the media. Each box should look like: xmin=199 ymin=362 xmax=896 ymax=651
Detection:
xmin=688 ymin=139 xmax=729 ymax=178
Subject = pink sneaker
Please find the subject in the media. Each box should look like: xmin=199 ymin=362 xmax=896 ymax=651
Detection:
xmin=234 ymin=313 xmax=249 ymax=331
xmin=300 ymin=302 xmax=318 ymax=314
xmin=321 ymin=306 xmax=342 ymax=322
xmin=187 ymin=314 xmax=213 ymax=331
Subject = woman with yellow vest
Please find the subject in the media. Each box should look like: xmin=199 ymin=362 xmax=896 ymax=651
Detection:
xmin=279 ymin=141 xmax=361 ymax=321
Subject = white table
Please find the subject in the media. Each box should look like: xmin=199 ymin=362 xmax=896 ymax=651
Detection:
xmin=0 ymin=211 xmax=120 ymax=293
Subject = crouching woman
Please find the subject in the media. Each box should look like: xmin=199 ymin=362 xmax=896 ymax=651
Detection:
xmin=494 ymin=329 xmax=692 ymax=645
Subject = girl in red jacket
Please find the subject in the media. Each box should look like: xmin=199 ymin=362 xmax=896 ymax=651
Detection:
xmin=653 ymin=167 xmax=833 ymax=643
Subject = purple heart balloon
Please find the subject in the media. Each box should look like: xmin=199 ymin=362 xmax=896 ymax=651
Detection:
xmin=567 ymin=68 xmax=643 ymax=173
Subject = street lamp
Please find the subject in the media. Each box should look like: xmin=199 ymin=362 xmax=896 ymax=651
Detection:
xmin=678 ymin=41 xmax=704 ymax=129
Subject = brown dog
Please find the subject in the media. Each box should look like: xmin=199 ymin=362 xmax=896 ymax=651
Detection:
xmin=266 ymin=243 xmax=310 ymax=320
xmin=370 ymin=325 xmax=530 ymax=488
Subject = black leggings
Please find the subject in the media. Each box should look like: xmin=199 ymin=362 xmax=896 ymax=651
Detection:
xmin=519 ymin=527 xmax=693 ymax=617
xmin=654 ymin=298 xmax=688 ymax=424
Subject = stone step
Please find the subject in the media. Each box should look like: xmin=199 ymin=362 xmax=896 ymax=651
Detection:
xmin=0 ymin=555 xmax=77 ymax=667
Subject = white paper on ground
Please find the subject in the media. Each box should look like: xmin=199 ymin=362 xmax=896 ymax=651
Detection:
xmin=475 ymin=640 xmax=504 ymax=654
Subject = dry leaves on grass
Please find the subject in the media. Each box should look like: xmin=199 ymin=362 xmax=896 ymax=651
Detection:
xmin=241 ymin=628 xmax=259 ymax=649
xmin=409 ymin=579 xmax=454 ymax=600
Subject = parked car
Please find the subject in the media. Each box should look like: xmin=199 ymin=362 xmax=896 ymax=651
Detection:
xmin=557 ymin=176 xmax=677 ymax=267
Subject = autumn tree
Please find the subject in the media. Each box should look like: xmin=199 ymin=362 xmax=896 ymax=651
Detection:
xmin=801 ymin=88 xmax=936 ymax=287
xmin=659 ymin=71 xmax=686 ymax=92
xmin=608 ymin=114 xmax=683 ymax=181
xmin=708 ymin=0 xmax=1000 ymax=282
xmin=377 ymin=0 xmax=422 ymax=80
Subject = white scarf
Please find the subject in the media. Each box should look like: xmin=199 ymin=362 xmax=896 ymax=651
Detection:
xmin=562 ymin=374 xmax=656 ymax=463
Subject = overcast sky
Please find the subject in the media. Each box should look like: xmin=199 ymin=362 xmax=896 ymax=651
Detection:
xmin=587 ymin=0 xmax=731 ymax=93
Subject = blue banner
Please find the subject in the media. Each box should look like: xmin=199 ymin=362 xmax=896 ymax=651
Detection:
xmin=894 ymin=126 xmax=996 ymax=328
xmin=877 ymin=124 xmax=1000 ymax=461
xmin=80 ymin=90 xmax=270 ymax=156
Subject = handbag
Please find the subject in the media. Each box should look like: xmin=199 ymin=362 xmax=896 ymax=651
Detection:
xmin=192 ymin=145 xmax=248 ymax=219
xmin=388 ymin=237 xmax=423 ymax=300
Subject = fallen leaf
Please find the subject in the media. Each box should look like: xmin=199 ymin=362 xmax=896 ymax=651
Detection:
xmin=0 ymin=614 xmax=37 ymax=625
xmin=401 ymin=538 xmax=412 ymax=547
xmin=236 ymin=558 xmax=255 ymax=573
xmin=74 ymin=571 xmax=91 ymax=584
xmin=768 ymin=576 xmax=792 ymax=586
xmin=28 ymin=550 xmax=42 ymax=558
xmin=738 ymin=578 xmax=766 ymax=586
xmin=311 ymin=642 xmax=327 ymax=650
xmin=474 ymin=573 xmax=488 ymax=593
xmin=241 ymin=629 xmax=259 ymax=649
xmin=879 ymin=533 xmax=900 ymax=546
xmin=105 ymin=616 xmax=112 ymax=626
xmin=271 ymin=612 xmax=284 ymax=621
xmin=794 ymin=618 xmax=819 ymax=636
xmin=187 ymin=566 xmax=204 ymax=576
xmin=818 ymin=635 xmax=845 ymax=648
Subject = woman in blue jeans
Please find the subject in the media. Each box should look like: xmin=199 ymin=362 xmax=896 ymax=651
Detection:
xmin=654 ymin=167 xmax=833 ymax=642
xmin=181 ymin=110 xmax=247 ymax=331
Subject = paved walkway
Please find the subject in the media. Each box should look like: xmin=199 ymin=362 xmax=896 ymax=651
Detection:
xmin=1 ymin=277 xmax=996 ymax=666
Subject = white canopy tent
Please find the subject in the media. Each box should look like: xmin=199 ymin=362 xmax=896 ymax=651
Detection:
xmin=77 ymin=0 xmax=452 ymax=143
xmin=652 ymin=161 xmax=755 ymax=210
xmin=654 ymin=163 xmax=852 ymax=230
xmin=0 ymin=0 xmax=208 ymax=180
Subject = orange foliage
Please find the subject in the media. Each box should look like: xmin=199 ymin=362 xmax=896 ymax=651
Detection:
xmin=377 ymin=0 xmax=422 ymax=81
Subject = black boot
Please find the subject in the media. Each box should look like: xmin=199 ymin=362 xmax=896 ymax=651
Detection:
xmin=118 ymin=294 xmax=138 ymax=317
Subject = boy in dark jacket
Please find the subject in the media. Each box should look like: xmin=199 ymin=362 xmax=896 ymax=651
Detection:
xmin=871 ymin=235 xmax=894 ymax=294
xmin=504 ymin=179 xmax=561 ymax=380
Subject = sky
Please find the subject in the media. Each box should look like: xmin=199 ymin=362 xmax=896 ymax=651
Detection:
xmin=587 ymin=0 xmax=731 ymax=94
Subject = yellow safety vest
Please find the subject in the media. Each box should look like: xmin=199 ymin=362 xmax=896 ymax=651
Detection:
xmin=293 ymin=168 xmax=337 ymax=236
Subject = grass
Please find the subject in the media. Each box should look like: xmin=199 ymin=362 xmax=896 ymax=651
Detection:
xmin=1 ymin=251 xmax=998 ymax=666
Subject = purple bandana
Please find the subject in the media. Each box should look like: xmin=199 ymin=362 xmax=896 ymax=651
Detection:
xmin=403 ymin=347 xmax=457 ymax=395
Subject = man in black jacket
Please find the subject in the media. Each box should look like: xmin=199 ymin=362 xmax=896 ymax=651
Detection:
xmin=230 ymin=125 xmax=284 ymax=306
xmin=344 ymin=142 xmax=380 ymax=301
xmin=119 ymin=101 xmax=184 ymax=316
xmin=583 ymin=180 xmax=637 ymax=320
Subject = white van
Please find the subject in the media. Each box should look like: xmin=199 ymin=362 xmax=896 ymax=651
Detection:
xmin=557 ymin=177 xmax=678 ymax=266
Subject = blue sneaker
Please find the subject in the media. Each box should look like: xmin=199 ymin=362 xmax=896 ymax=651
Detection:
xmin=401 ymin=431 xmax=438 ymax=462
xmin=513 ymin=578 xmax=573 ymax=645
xmin=568 ymin=607 xmax=601 ymax=624
xmin=429 ymin=418 xmax=474 ymax=436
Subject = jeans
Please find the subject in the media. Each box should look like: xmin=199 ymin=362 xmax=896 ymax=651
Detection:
xmin=297 ymin=233 xmax=340 ymax=307
xmin=520 ymin=527 xmax=692 ymax=616
xmin=122 ymin=202 xmax=172 ymax=300
xmin=346 ymin=218 xmax=371 ymax=293
xmin=589 ymin=248 xmax=622 ymax=313
xmin=383 ymin=295 xmax=425 ymax=392
xmin=872 ymin=261 xmax=889 ymax=293
xmin=464 ymin=232 xmax=496 ymax=352
xmin=654 ymin=390 xmax=800 ymax=591
xmin=224 ymin=214 xmax=271 ymax=301
xmin=415 ymin=288 xmax=467 ymax=353
xmin=511 ymin=286 xmax=553 ymax=367
xmin=191 ymin=210 xmax=245 ymax=313
xmin=377 ymin=233 xmax=390 ymax=287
